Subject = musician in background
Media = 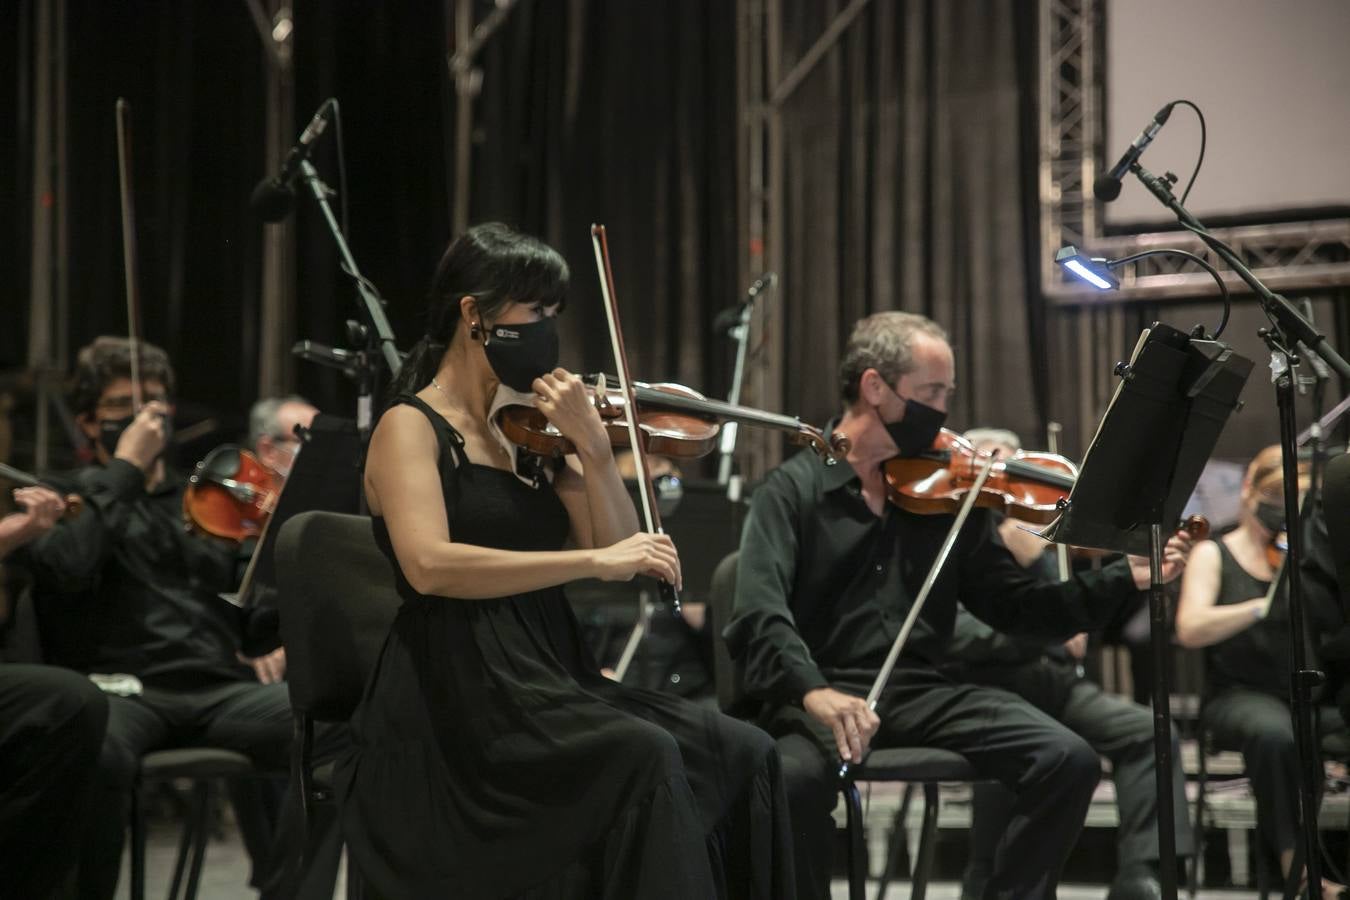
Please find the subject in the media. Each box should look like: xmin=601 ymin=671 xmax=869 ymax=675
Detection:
xmin=948 ymin=427 xmax=1191 ymax=900
xmin=250 ymin=394 xmax=318 ymax=480
xmin=18 ymin=337 xmax=298 ymax=900
xmin=0 ymin=484 xmax=110 ymax=898
xmin=238 ymin=394 xmax=319 ymax=685
xmin=1176 ymin=445 xmax=1346 ymax=899
xmin=727 ymin=312 xmax=1193 ymax=900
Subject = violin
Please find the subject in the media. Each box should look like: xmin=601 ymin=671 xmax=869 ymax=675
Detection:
xmin=885 ymin=429 xmax=1077 ymax=525
xmin=496 ymin=375 xmax=849 ymax=463
xmin=182 ymin=445 xmax=283 ymax=543
xmin=0 ymin=462 xmax=84 ymax=519
xmin=885 ymin=428 xmax=1211 ymax=539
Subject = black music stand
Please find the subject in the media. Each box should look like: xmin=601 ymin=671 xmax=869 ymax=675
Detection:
xmin=1043 ymin=322 xmax=1252 ymax=899
xmin=237 ymin=413 xmax=363 ymax=609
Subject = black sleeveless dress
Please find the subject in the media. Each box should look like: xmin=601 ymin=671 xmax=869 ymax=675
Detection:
xmin=336 ymin=395 xmax=795 ymax=900
xmin=1206 ymin=539 xmax=1288 ymax=700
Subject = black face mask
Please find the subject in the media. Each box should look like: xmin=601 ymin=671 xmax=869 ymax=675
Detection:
xmin=483 ymin=318 xmax=559 ymax=393
xmin=881 ymin=384 xmax=947 ymax=457
xmin=1254 ymin=501 xmax=1286 ymax=534
xmin=97 ymin=413 xmax=173 ymax=460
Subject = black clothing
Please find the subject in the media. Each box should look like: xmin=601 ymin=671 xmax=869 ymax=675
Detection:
xmin=1207 ymin=540 xmax=1286 ymax=698
xmin=1202 ymin=529 xmax=1350 ymax=860
xmin=336 ymin=395 xmax=794 ymax=899
xmin=18 ymin=460 xmax=328 ymax=899
xmin=774 ymin=673 xmax=1101 ymax=900
xmin=955 ymin=675 xmax=1192 ymax=897
xmin=80 ymin=681 xmax=295 ymax=899
xmin=725 ymin=449 xmax=1139 ymax=711
xmin=0 ymin=664 xmax=108 ymax=900
xmin=1206 ymin=689 xmax=1345 ymax=857
xmin=727 ymin=449 xmax=1144 ymax=900
xmin=22 ymin=460 xmax=252 ymax=686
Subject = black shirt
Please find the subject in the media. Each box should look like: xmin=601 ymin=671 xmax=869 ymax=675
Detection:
xmin=724 ymin=448 xmax=1139 ymax=708
xmin=21 ymin=459 xmax=252 ymax=687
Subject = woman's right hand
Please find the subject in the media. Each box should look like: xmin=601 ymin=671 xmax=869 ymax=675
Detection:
xmin=592 ymin=532 xmax=682 ymax=589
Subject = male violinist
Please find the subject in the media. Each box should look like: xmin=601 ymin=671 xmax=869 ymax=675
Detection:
xmin=17 ymin=337 xmax=297 ymax=899
xmin=726 ymin=312 xmax=1193 ymax=900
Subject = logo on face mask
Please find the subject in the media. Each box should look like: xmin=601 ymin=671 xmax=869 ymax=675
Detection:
xmin=483 ymin=317 xmax=560 ymax=393
xmin=880 ymin=382 xmax=947 ymax=457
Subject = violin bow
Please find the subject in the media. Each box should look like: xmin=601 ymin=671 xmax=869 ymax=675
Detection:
xmin=590 ymin=225 xmax=681 ymax=680
xmin=115 ymin=98 xmax=144 ymax=411
xmin=839 ymin=452 xmax=997 ymax=779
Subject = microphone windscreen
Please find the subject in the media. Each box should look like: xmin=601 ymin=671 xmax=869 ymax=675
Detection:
xmin=1093 ymin=174 xmax=1122 ymax=202
xmin=1323 ymin=453 xmax=1350 ymax=615
xmin=249 ymin=178 xmax=296 ymax=222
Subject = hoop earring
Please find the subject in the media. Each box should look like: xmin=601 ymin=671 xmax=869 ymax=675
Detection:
xmin=469 ymin=322 xmax=482 ymax=341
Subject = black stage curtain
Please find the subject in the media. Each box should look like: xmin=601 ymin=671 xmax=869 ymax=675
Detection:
xmin=470 ymin=0 xmax=740 ymax=399
xmin=7 ymin=0 xmax=1042 ymax=465
xmin=776 ymin=0 xmax=1046 ymax=438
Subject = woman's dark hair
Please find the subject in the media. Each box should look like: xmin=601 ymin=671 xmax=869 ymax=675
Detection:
xmin=388 ymin=222 xmax=569 ymax=400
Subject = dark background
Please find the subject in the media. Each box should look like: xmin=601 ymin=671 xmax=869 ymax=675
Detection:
xmin=3 ymin=0 xmax=1347 ymax=473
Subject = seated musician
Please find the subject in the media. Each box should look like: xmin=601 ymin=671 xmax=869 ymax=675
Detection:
xmin=726 ymin=311 xmax=1192 ymax=900
xmin=336 ymin=222 xmax=794 ymax=897
xmin=0 ymin=484 xmax=109 ymax=898
xmin=238 ymin=393 xmax=320 ymax=685
xmin=1176 ymin=445 xmax=1347 ymax=899
xmin=946 ymin=427 xmax=1191 ymax=900
xmin=16 ymin=337 xmax=308 ymax=899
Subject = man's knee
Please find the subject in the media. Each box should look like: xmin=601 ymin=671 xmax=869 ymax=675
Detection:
xmin=1245 ymin=723 xmax=1297 ymax=765
xmin=776 ymin=734 xmax=836 ymax=816
xmin=1041 ymin=730 xmax=1101 ymax=792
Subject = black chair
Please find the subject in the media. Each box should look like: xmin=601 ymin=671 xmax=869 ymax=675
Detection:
xmin=130 ymin=748 xmax=254 ymax=900
xmin=275 ymin=510 xmax=405 ymax=897
xmin=708 ymin=552 xmax=977 ymax=900
xmin=4 ymin=585 xmax=258 ymax=900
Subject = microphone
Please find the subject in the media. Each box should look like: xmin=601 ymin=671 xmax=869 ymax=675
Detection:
xmin=250 ymin=99 xmax=337 ymax=222
xmin=713 ymin=272 xmax=778 ymax=333
xmin=1093 ymin=102 xmax=1176 ymax=202
xmin=292 ymin=340 xmax=358 ymax=376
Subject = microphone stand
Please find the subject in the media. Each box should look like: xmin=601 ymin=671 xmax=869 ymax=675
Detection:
xmin=1130 ymin=162 xmax=1349 ymax=899
xmin=717 ymin=297 xmax=755 ymax=498
xmin=295 ymin=158 xmax=402 ymax=440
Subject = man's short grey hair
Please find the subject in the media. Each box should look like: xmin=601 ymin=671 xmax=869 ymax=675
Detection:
xmin=839 ymin=312 xmax=948 ymax=403
xmin=963 ymin=427 xmax=1022 ymax=453
xmin=248 ymin=394 xmax=311 ymax=447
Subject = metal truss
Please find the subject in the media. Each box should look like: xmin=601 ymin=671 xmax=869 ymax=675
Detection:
xmin=1038 ymin=0 xmax=1350 ymax=305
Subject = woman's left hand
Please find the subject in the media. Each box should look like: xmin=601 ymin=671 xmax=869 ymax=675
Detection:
xmin=533 ymin=368 xmax=609 ymax=459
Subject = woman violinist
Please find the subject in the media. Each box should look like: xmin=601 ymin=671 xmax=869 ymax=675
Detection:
xmin=336 ymin=223 xmax=794 ymax=899
xmin=1176 ymin=445 xmax=1347 ymax=899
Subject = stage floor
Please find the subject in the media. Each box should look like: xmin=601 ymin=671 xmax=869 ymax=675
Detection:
xmin=115 ymin=819 xmax=1269 ymax=900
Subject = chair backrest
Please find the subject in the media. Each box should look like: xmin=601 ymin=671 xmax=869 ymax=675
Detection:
xmin=275 ymin=511 xmax=402 ymax=722
xmin=708 ymin=551 xmax=742 ymax=714
xmin=0 ymin=584 xmax=44 ymax=665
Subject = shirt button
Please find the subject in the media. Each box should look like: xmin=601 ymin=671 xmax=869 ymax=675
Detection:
xmin=669 ymin=673 xmax=682 ymax=685
xmin=874 ymin=563 xmax=884 ymax=573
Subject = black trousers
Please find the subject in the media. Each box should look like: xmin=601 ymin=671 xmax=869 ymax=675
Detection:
xmin=78 ymin=679 xmax=340 ymax=900
xmin=1205 ymin=687 xmax=1346 ymax=861
xmin=957 ymin=660 xmax=1192 ymax=896
xmin=771 ymin=669 xmax=1102 ymax=900
xmin=0 ymin=664 xmax=108 ymax=899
